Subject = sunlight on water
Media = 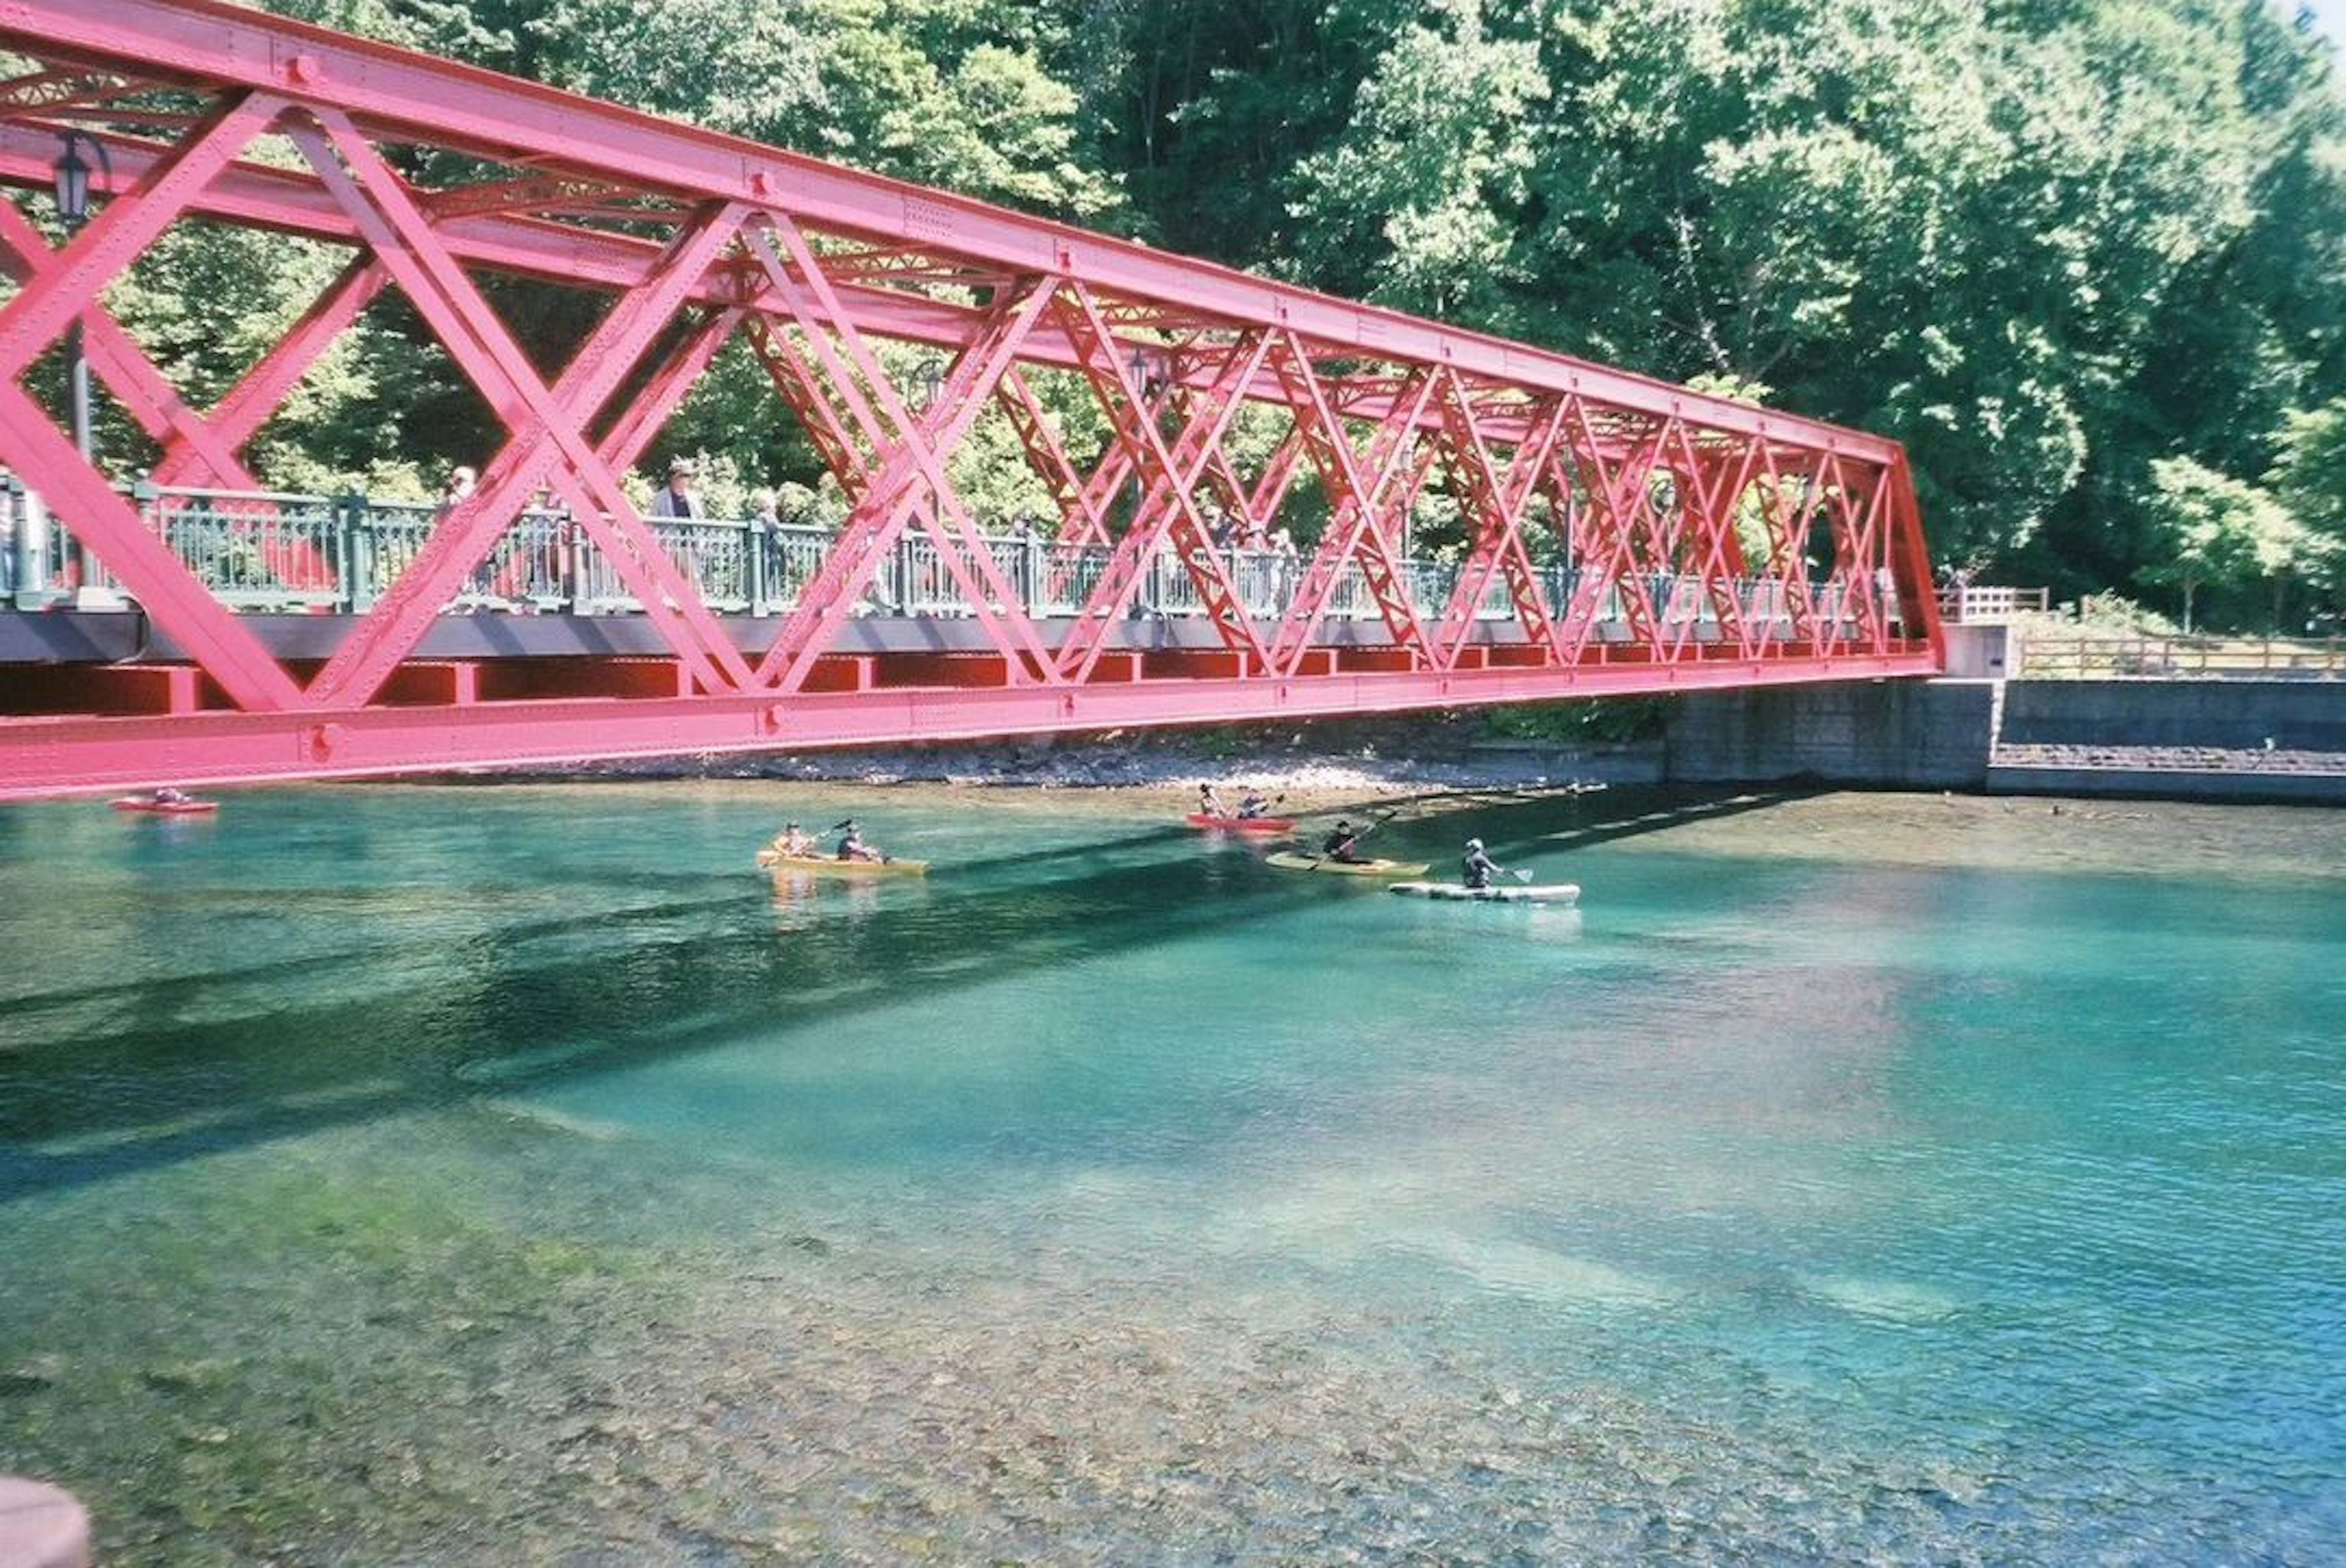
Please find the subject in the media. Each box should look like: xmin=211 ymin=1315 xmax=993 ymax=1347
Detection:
xmin=2 ymin=781 xmax=2343 ymax=1565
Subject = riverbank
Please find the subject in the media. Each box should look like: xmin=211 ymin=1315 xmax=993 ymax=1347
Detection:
xmin=494 ymin=712 xmax=1646 ymax=807
xmin=444 ymin=673 xmax=2346 ymax=807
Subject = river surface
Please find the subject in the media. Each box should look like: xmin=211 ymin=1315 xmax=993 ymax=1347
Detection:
xmin=1 ymin=781 xmax=2342 ymax=1566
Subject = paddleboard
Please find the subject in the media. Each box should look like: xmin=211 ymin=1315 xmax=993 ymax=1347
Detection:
xmin=1265 ymin=851 xmax=1430 ymax=877
xmin=1185 ymin=812 xmax=1296 ymax=833
xmin=1389 ymin=880 xmax=1580 ymax=905
xmin=756 ymin=850 xmax=928 ymax=875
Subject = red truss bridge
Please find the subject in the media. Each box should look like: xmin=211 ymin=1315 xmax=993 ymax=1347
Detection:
xmin=0 ymin=0 xmax=1942 ymax=801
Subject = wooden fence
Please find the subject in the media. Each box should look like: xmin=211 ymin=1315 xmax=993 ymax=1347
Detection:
xmin=2017 ymin=634 xmax=2346 ymax=680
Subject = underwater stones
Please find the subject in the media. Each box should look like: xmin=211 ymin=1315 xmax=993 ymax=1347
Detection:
xmin=0 ymin=1359 xmax=62 ymax=1398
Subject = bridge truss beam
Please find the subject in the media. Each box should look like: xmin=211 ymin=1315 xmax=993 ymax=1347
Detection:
xmin=0 ymin=0 xmax=1941 ymax=800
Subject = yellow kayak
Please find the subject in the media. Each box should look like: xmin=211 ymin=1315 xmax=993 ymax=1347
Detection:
xmin=1265 ymin=851 xmax=1430 ymax=878
xmin=756 ymin=849 xmax=929 ymax=875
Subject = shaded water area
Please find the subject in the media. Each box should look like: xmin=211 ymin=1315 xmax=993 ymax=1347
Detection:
xmin=2 ymin=781 xmax=2344 ymax=1566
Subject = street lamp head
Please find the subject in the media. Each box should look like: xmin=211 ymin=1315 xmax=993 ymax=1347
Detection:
xmin=54 ymin=134 xmax=90 ymax=227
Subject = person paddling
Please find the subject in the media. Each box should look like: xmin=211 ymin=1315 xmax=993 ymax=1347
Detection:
xmin=1198 ymin=783 xmax=1226 ymax=818
xmin=773 ymin=820 xmax=816 ymax=858
xmin=1461 ymin=837 xmax=1505 ymax=890
xmin=1321 ymin=819 xmax=1370 ymax=865
xmin=835 ymin=819 xmax=886 ymax=863
xmin=1235 ymin=787 xmax=1274 ymax=820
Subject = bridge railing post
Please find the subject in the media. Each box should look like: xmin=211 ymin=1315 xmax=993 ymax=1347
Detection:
xmin=1 ymin=476 xmax=18 ymax=604
xmin=558 ymin=511 xmax=584 ymax=613
xmin=340 ymin=490 xmax=371 ymax=613
xmin=748 ymin=515 xmax=770 ymax=616
xmin=12 ymin=480 xmax=56 ymax=610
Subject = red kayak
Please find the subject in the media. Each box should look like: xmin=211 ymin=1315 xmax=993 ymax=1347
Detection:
xmin=110 ymin=795 xmax=219 ymax=815
xmin=1185 ymin=812 xmax=1295 ymax=833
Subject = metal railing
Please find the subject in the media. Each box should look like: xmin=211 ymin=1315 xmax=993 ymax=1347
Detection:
xmin=1939 ymin=584 xmax=2050 ymax=622
xmin=2017 ymin=633 xmax=2346 ymax=680
xmin=2 ymin=479 xmax=1924 ymax=641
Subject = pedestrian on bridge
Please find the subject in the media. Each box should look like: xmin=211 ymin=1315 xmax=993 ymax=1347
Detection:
xmin=650 ymin=458 xmax=701 ymax=520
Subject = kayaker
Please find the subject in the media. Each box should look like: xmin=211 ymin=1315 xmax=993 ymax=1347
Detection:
xmin=1321 ymin=819 xmax=1368 ymax=864
xmin=1235 ymin=788 xmax=1272 ymax=820
xmin=774 ymin=821 xmax=816 ymax=858
xmin=152 ymin=786 xmax=192 ymax=806
xmin=1198 ymin=783 xmax=1226 ymax=818
xmin=1461 ymin=837 xmax=1504 ymax=890
xmin=835 ymin=820 xmax=886 ymax=863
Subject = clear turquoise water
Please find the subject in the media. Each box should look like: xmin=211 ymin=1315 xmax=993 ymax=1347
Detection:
xmin=2 ymin=782 xmax=2342 ymax=1565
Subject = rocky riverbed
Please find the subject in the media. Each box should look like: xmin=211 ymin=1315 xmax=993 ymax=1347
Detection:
xmin=496 ymin=713 xmax=1653 ymax=804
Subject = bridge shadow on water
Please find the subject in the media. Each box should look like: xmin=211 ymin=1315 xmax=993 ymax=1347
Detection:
xmin=0 ymin=783 xmax=1800 ymax=1202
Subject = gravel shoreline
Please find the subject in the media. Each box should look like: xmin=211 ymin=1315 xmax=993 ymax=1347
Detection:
xmin=517 ymin=717 xmax=1648 ymax=814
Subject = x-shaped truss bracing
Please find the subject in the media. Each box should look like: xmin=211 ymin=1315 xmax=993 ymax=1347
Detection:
xmin=0 ymin=0 xmax=1940 ymax=799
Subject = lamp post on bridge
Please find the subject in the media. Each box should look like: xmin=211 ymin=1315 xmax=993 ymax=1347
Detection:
xmin=54 ymin=131 xmax=111 ymax=597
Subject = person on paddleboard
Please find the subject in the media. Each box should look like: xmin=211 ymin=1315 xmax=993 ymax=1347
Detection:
xmin=1321 ymin=819 xmax=1370 ymax=864
xmin=835 ymin=820 xmax=886 ymax=862
xmin=773 ymin=821 xmax=816 ymax=858
xmin=1461 ymin=837 xmax=1505 ymax=890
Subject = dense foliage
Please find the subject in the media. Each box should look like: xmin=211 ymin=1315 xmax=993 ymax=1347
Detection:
xmin=67 ymin=1 xmax=2346 ymax=630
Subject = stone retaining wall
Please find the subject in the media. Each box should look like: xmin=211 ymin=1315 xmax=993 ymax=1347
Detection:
xmin=1662 ymin=679 xmax=1999 ymax=790
xmin=2000 ymin=679 xmax=2346 ymax=753
xmin=1663 ymin=676 xmax=2346 ymax=803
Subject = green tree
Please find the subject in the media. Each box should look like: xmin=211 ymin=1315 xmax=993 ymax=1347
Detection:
xmin=2136 ymin=456 xmax=2299 ymax=632
xmin=71 ymin=0 xmax=2346 ymax=610
xmin=1276 ymin=0 xmax=2346 ymax=592
xmin=1072 ymin=0 xmax=1381 ymax=260
xmin=2270 ymin=396 xmax=2346 ymax=616
xmin=1286 ymin=0 xmax=1549 ymax=318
